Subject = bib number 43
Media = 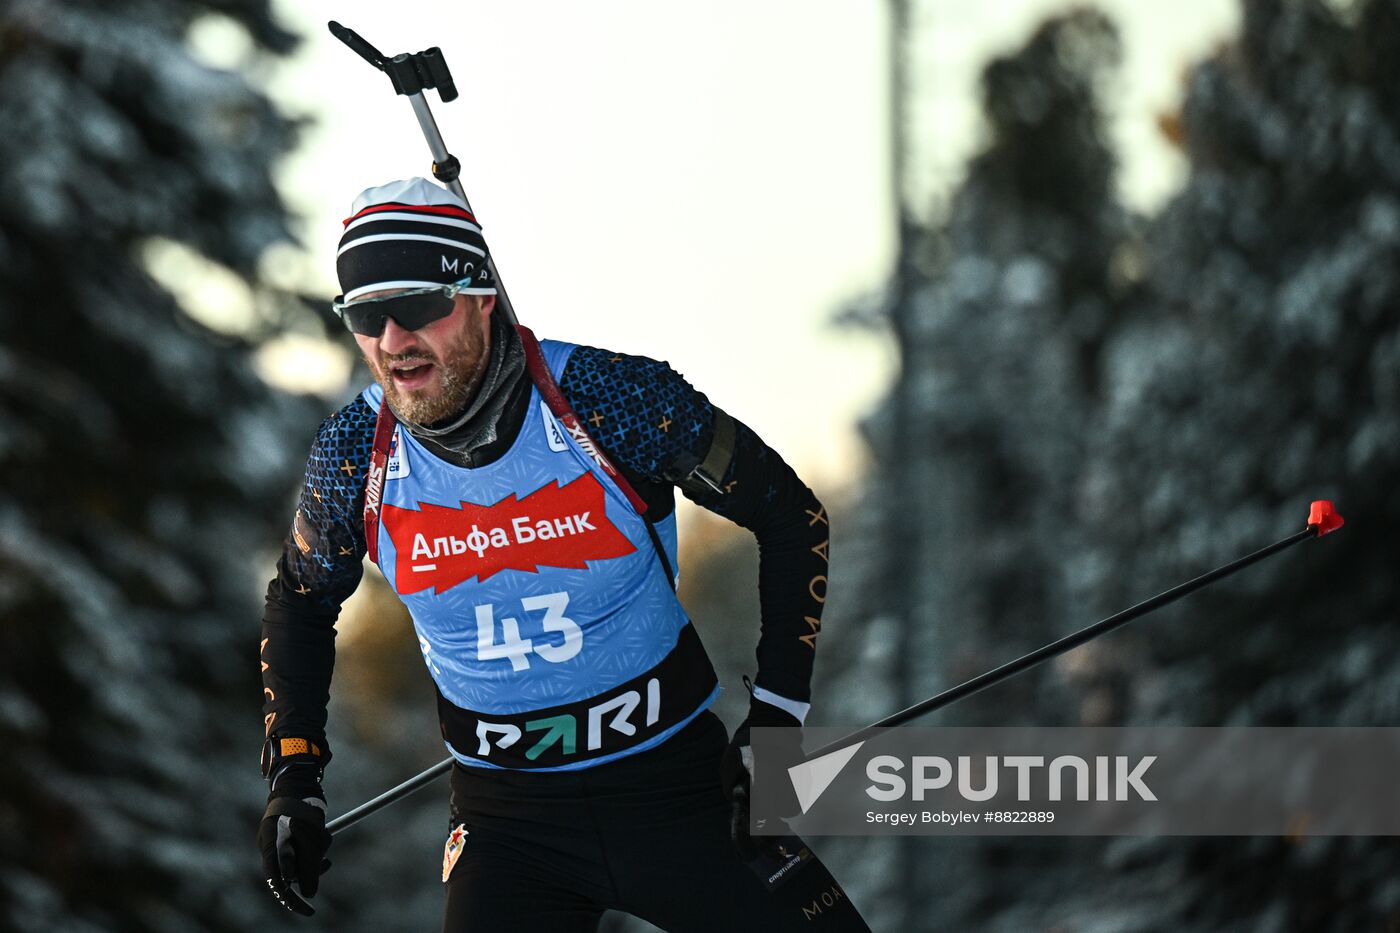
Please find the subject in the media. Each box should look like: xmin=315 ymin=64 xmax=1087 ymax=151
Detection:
xmin=475 ymin=591 xmax=581 ymax=671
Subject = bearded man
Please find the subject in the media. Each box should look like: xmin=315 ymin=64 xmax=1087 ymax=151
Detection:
xmin=256 ymin=177 xmax=870 ymax=932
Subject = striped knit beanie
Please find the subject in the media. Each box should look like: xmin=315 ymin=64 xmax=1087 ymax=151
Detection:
xmin=336 ymin=177 xmax=496 ymax=301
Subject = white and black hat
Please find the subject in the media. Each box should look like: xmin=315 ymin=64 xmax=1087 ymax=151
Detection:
xmin=336 ymin=177 xmax=496 ymax=301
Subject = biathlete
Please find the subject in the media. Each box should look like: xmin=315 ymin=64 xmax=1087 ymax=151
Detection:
xmin=256 ymin=177 xmax=871 ymax=931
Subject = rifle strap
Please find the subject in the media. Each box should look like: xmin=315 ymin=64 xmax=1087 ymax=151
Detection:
xmin=359 ymin=327 xmax=677 ymax=589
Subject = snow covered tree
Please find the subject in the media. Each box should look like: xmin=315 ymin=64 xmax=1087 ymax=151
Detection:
xmin=1068 ymin=0 xmax=1400 ymax=927
xmin=847 ymin=0 xmax=1400 ymax=929
xmin=837 ymin=10 xmax=1132 ymax=928
xmin=0 ymin=3 xmax=327 ymax=929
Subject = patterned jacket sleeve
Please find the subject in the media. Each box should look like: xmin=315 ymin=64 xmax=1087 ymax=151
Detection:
xmin=259 ymin=396 xmax=376 ymax=753
xmin=559 ymin=346 xmax=828 ymax=708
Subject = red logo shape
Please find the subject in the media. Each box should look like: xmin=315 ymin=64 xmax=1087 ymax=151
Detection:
xmin=384 ymin=472 xmax=637 ymax=593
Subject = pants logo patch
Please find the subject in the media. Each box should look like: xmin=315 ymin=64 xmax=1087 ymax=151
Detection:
xmin=442 ymin=823 xmax=468 ymax=882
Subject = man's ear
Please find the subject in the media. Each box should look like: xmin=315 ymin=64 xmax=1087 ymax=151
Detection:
xmin=480 ymin=294 xmax=497 ymax=317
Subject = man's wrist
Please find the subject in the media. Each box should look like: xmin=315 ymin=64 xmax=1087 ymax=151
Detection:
xmin=749 ymin=686 xmax=809 ymax=726
xmin=269 ymin=761 xmax=325 ymax=800
xmin=261 ymin=733 xmax=331 ymax=795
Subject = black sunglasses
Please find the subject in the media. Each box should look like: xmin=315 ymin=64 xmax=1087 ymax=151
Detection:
xmin=331 ymin=280 xmax=474 ymax=337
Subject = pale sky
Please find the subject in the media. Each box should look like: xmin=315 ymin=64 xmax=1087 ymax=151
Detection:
xmin=185 ymin=0 xmax=1239 ymax=492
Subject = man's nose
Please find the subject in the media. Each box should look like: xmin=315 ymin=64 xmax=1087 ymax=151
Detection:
xmin=379 ymin=316 xmax=418 ymax=355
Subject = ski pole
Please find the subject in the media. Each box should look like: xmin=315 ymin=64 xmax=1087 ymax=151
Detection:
xmin=328 ymin=757 xmax=453 ymax=836
xmin=327 ymin=20 xmax=519 ymax=326
xmin=328 ymin=500 xmax=1343 ymax=834
xmin=804 ymin=498 xmax=1345 ymax=760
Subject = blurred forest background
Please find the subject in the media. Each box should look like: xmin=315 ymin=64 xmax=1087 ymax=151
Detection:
xmin=1 ymin=0 xmax=1397 ymax=931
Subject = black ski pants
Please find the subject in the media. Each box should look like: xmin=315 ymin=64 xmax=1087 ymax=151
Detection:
xmin=443 ymin=709 xmax=871 ymax=932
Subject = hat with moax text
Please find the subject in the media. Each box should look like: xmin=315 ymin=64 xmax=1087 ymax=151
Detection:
xmin=336 ymin=177 xmax=496 ymax=301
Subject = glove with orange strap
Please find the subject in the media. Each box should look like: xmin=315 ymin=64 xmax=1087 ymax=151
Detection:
xmin=258 ymin=736 xmax=333 ymax=916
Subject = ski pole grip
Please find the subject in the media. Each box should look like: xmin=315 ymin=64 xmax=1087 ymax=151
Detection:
xmin=328 ymin=21 xmax=387 ymax=70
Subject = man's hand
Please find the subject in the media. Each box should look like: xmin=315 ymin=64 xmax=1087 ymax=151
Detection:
xmin=258 ymin=764 xmax=332 ymax=916
xmin=720 ymin=695 xmax=804 ymax=859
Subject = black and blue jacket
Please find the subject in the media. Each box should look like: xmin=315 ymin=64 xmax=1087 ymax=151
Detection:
xmin=260 ymin=322 xmax=829 ymax=770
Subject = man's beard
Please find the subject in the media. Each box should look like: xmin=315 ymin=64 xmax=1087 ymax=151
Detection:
xmin=369 ymin=326 xmax=488 ymax=427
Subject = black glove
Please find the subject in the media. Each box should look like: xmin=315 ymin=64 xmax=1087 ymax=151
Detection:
xmin=259 ymin=757 xmax=332 ymax=916
xmin=720 ymin=692 xmax=805 ymax=859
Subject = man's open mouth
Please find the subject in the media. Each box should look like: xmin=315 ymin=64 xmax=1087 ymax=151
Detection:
xmin=388 ymin=359 xmax=435 ymax=390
